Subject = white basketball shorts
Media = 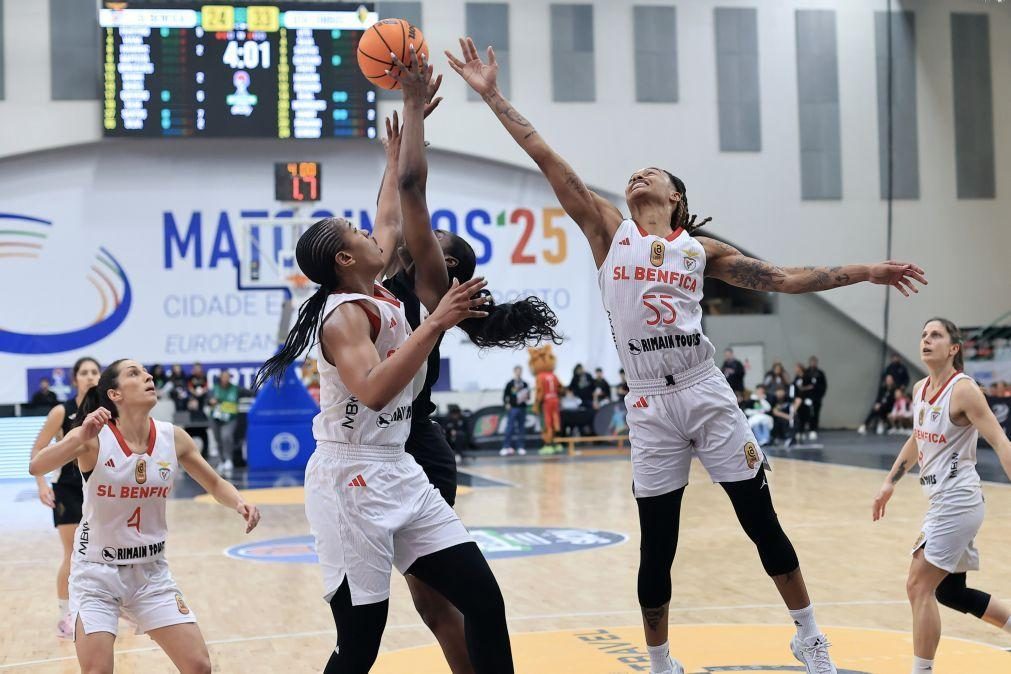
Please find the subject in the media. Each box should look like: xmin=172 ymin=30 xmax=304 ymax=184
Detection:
xmin=305 ymin=442 xmax=472 ymax=606
xmin=625 ymin=361 xmax=766 ymax=498
xmin=913 ymin=498 xmax=984 ymax=574
xmin=70 ymin=558 xmax=196 ymax=637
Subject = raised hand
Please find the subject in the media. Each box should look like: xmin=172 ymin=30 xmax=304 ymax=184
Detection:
xmin=868 ymin=261 xmax=928 ymax=297
xmin=80 ymin=408 xmax=112 ymax=441
xmin=388 ymin=44 xmax=432 ymax=103
xmin=430 ymin=277 xmax=490 ymax=330
xmin=382 ymin=110 xmax=401 ymax=161
xmin=445 ymin=37 xmax=498 ymax=97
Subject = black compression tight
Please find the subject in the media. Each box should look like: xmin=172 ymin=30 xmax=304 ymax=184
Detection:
xmin=324 ymin=542 xmax=513 ymax=674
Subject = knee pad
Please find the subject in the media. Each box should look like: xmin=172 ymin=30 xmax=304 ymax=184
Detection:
xmin=723 ymin=470 xmax=799 ymax=577
xmin=935 ymin=573 xmax=991 ymax=619
xmin=637 ymin=561 xmax=672 ymax=609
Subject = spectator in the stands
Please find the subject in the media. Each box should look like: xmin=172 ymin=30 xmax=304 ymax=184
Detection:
xmin=722 ymin=348 xmax=745 ymax=394
xmin=150 ymin=364 xmax=168 ymax=391
xmin=183 ymin=363 xmax=210 ymax=457
xmin=790 ymin=363 xmax=813 ymax=439
xmin=858 ymin=373 xmax=897 ymax=435
xmin=441 ymin=405 xmax=468 ymax=460
xmin=591 ymin=368 xmax=612 ymax=408
xmin=501 ymin=366 xmax=530 ymax=456
xmin=168 ymin=364 xmax=189 ymax=411
xmin=804 ymin=356 xmax=827 ymax=440
xmin=771 ymin=387 xmax=794 ymax=446
xmin=762 ymin=361 xmax=789 ymax=394
xmin=210 ymin=370 xmax=241 ymax=472
xmin=743 ymin=385 xmax=774 ymax=445
xmin=888 ymin=386 xmax=913 ymax=432
xmin=616 ymin=368 xmax=629 ymax=398
xmin=569 ymin=364 xmax=594 ymax=409
xmin=29 ymin=378 xmax=59 ymax=409
xmin=883 ymin=353 xmax=910 ymax=390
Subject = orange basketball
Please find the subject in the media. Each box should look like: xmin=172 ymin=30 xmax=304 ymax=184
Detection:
xmin=357 ymin=18 xmax=429 ymax=90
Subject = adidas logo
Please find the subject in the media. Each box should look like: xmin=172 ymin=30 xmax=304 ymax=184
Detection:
xmin=618 ymin=237 xmax=631 ymax=246
xmin=389 ymin=317 xmax=397 ymax=328
xmin=632 ymin=396 xmax=649 ymax=409
xmin=104 ymin=458 xmax=116 ymax=468
xmin=348 ymin=474 xmax=367 ymax=487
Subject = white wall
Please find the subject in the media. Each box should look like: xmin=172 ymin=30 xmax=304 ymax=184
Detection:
xmin=1 ymin=0 xmax=1009 ymax=367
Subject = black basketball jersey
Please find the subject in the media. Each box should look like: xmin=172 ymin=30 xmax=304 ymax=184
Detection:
xmin=382 ymin=270 xmax=442 ymax=419
xmin=55 ymin=399 xmax=82 ymax=486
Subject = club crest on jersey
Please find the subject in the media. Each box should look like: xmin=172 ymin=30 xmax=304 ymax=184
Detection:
xmin=744 ymin=442 xmax=760 ymax=469
xmin=175 ymin=593 xmax=190 ymax=615
xmin=650 ymin=241 xmax=665 ymax=267
xmin=157 ymin=461 xmax=172 ymax=481
xmin=930 ymin=405 xmax=942 ymax=422
xmin=683 ymin=248 xmax=701 ymax=272
xmin=135 ymin=459 xmax=147 ymax=484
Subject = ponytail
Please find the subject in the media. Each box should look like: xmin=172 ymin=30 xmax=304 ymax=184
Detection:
xmin=458 ymin=291 xmax=563 ymax=349
xmin=254 ymin=217 xmax=349 ymax=390
xmin=73 ymin=359 xmax=127 ymax=428
xmin=662 ymin=170 xmax=712 ymax=235
xmin=254 ymin=288 xmax=331 ymax=389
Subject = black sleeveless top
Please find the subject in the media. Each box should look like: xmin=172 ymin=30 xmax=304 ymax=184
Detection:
xmin=54 ymin=399 xmax=82 ymax=486
xmin=382 ymin=270 xmax=443 ymax=419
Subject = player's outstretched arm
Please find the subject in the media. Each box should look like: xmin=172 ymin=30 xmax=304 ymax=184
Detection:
xmin=373 ymin=110 xmax=405 ymax=277
xmin=873 ymin=431 xmax=919 ymax=521
xmin=698 ymin=237 xmax=928 ymax=296
xmin=390 ymin=46 xmax=449 ymax=312
xmin=954 ymin=379 xmax=1011 ymax=480
xmin=28 ymin=409 xmax=105 ymax=477
xmin=446 ymin=37 xmax=622 ymax=266
xmin=175 ymin=426 xmax=260 ymax=533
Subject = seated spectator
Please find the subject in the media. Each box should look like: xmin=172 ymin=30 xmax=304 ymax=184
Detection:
xmin=615 ymin=369 xmax=629 ymax=398
xmin=569 ymin=364 xmax=594 ymax=409
xmin=150 ymin=364 xmax=168 ymax=391
xmin=771 ymin=388 xmax=795 ymax=446
xmin=888 ymin=387 xmax=913 ymax=432
xmin=859 ymin=373 xmax=897 ymax=435
xmin=591 ymin=368 xmax=611 ymax=409
xmin=762 ymin=361 xmax=789 ymax=394
xmin=441 ymin=405 xmax=469 ymax=459
xmin=743 ymin=385 xmax=774 ymax=445
xmin=168 ymin=364 xmax=189 ymax=411
xmin=29 ymin=378 xmax=59 ymax=410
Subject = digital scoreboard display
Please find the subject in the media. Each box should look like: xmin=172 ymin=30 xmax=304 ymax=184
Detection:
xmin=275 ymin=161 xmax=321 ymax=201
xmin=100 ymin=2 xmax=378 ymax=138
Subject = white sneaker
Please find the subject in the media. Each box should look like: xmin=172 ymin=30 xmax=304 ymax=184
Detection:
xmin=808 ymin=431 xmax=818 ymax=441
xmin=790 ymin=633 xmax=837 ymax=674
xmin=651 ymin=654 xmax=684 ymax=674
xmin=857 ymin=424 xmax=867 ymax=435
xmin=498 ymin=447 xmax=515 ymax=456
xmin=56 ymin=613 xmax=74 ymax=641
xmin=516 ymin=448 xmax=527 ymax=456
xmin=218 ymin=459 xmax=234 ymax=473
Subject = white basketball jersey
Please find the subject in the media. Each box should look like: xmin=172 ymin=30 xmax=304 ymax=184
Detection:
xmin=75 ymin=419 xmax=176 ymax=564
xmin=597 ymin=219 xmax=715 ymax=383
xmin=313 ymin=285 xmax=422 ymax=449
xmin=913 ymin=373 xmax=981 ymax=505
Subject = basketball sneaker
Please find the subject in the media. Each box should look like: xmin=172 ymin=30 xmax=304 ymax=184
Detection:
xmin=56 ymin=613 xmax=74 ymax=641
xmin=651 ymin=655 xmax=684 ymax=674
xmin=790 ymin=633 xmax=837 ymax=673
xmin=499 ymin=447 xmax=515 ymax=456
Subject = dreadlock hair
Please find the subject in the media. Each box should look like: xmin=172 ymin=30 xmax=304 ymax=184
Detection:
xmin=438 ymin=231 xmax=563 ymax=349
xmin=74 ymin=359 xmax=128 ymax=428
xmin=661 ymin=170 xmax=712 ymax=235
xmin=254 ymin=218 xmax=349 ymax=389
xmin=924 ymin=317 xmax=964 ymax=372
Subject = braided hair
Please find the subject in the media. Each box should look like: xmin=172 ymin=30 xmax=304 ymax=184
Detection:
xmin=254 ymin=218 xmax=349 ymax=389
xmin=661 ymin=170 xmax=712 ymax=235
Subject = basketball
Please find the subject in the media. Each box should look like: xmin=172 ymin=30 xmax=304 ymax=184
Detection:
xmin=357 ymin=18 xmax=429 ymax=90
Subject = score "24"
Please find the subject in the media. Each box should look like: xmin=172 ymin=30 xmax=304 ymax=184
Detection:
xmin=500 ymin=207 xmax=568 ymax=265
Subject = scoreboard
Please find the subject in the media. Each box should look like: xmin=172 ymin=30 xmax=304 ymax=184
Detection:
xmin=100 ymin=2 xmax=378 ymax=139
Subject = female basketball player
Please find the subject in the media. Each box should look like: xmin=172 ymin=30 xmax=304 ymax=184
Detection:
xmin=29 ymin=359 xmax=260 ymax=673
xmin=255 ymin=217 xmax=514 ymax=673
xmin=873 ymin=318 xmax=1011 ymax=674
xmin=30 ymin=356 xmax=100 ymax=639
xmin=447 ymin=37 xmax=928 ymax=674
xmin=373 ymin=48 xmax=560 ymax=673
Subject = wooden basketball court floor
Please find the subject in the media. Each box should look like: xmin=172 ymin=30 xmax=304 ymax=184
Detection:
xmin=2 ymin=452 xmax=1009 ymax=673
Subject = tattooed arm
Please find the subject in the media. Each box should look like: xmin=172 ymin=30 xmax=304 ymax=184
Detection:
xmin=446 ymin=38 xmax=622 ymax=266
xmin=698 ymin=237 xmax=928 ymax=297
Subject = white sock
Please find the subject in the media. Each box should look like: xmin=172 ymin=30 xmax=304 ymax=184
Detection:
xmin=912 ymin=655 xmax=934 ymax=672
xmin=1003 ymin=616 xmax=1011 ymax=634
xmin=647 ymin=642 xmax=671 ymax=673
xmin=58 ymin=599 xmax=69 ymax=616
xmin=788 ymin=604 xmax=821 ymax=641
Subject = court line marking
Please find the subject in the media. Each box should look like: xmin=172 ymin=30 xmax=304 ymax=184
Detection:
xmin=4 ymin=602 xmax=1010 ymax=669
